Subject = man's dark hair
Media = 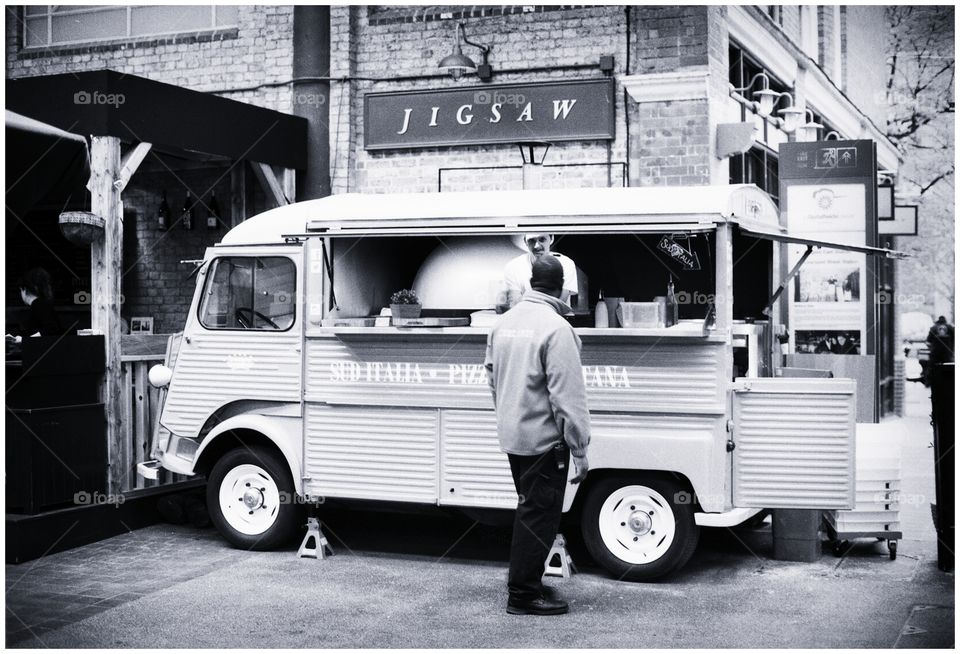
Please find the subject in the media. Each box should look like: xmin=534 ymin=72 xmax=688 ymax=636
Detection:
xmin=18 ymin=267 xmax=53 ymax=300
xmin=937 ymin=315 xmax=947 ymax=324
xmin=530 ymin=254 xmax=564 ymax=294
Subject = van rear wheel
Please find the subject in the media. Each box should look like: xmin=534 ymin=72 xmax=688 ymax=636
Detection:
xmin=581 ymin=476 xmax=699 ymax=581
xmin=207 ymin=446 xmax=301 ymax=550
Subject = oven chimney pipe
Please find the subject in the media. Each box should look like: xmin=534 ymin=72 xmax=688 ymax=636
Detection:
xmin=293 ymin=5 xmax=331 ymax=200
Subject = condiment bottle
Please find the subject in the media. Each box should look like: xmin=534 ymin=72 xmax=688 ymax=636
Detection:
xmin=594 ymin=289 xmax=609 ymax=328
xmin=665 ymin=275 xmax=679 ymax=327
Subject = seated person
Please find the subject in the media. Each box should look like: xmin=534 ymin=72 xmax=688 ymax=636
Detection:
xmin=6 ymin=268 xmax=62 ymax=343
xmin=502 ymin=233 xmax=578 ymax=310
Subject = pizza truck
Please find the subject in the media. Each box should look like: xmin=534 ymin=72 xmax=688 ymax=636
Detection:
xmin=139 ymin=185 xmax=900 ymax=581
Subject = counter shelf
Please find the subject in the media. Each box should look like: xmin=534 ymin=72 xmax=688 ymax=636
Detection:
xmin=310 ymin=319 xmax=726 ymax=341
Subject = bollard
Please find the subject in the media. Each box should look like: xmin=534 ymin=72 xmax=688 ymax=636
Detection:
xmin=772 ymin=509 xmax=822 ymax=562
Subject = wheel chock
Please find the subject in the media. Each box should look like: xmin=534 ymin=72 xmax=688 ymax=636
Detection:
xmin=298 ymin=517 xmax=333 ymax=559
xmin=543 ymin=533 xmax=577 ymax=579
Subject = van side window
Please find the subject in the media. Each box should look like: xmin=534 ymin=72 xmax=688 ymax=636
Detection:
xmin=198 ymin=257 xmax=296 ymax=331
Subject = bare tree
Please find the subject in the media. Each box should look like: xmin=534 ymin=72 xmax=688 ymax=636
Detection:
xmin=886 ymin=5 xmax=955 ymax=196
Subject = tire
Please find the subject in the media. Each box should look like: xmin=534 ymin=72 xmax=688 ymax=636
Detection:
xmin=206 ymin=446 xmax=302 ymax=550
xmin=581 ymin=475 xmax=699 ymax=581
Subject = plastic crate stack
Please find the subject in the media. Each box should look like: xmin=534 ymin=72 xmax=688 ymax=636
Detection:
xmin=825 ymin=430 xmax=901 ymax=536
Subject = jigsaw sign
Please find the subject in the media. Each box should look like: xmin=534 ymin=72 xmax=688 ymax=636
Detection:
xmin=657 ymin=235 xmax=701 ymax=270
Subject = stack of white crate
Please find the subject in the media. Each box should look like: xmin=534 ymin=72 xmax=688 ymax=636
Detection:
xmin=825 ymin=425 xmax=902 ymax=536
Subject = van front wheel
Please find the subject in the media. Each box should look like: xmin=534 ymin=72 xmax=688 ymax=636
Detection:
xmin=581 ymin=476 xmax=699 ymax=581
xmin=207 ymin=446 xmax=301 ymax=550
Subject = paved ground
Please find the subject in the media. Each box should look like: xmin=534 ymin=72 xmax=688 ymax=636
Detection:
xmin=5 ymin=376 xmax=954 ymax=648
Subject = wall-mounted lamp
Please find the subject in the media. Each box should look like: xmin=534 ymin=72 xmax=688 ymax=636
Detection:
xmin=730 ymin=71 xmax=803 ymax=133
xmin=796 ymin=108 xmax=824 ymax=142
xmin=517 ymin=141 xmax=552 ymax=166
xmin=438 ymin=22 xmax=492 ymax=81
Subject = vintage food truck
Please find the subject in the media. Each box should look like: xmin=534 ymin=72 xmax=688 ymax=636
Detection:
xmin=140 ymin=185 xmax=899 ymax=580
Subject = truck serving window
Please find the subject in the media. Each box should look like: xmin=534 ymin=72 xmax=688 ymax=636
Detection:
xmin=198 ymin=256 xmax=296 ymax=331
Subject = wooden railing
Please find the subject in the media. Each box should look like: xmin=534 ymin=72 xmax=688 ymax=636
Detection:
xmin=119 ymin=335 xmax=191 ymax=494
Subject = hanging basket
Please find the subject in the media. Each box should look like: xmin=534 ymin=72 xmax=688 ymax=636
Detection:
xmin=58 ymin=211 xmax=104 ymax=246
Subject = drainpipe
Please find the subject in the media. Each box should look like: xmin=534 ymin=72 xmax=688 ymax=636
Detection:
xmin=293 ymin=5 xmax=331 ymax=200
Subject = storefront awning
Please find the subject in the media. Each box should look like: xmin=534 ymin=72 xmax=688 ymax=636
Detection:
xmin=5 ymin=110 xmax=90 ymax=218
xmin=6 ymin=70 xmax=307 ymax=170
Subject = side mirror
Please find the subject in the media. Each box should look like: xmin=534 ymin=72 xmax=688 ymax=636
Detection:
xmin=148 ymin=364 xmax=173 ymax=389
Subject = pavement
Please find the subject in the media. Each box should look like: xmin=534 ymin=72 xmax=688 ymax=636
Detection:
xmin=4 ymin=373 xmax=954 ymax=648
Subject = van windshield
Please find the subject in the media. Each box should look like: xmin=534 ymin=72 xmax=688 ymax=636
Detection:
xmin=198 ymin=256 xmax=296 ymax=331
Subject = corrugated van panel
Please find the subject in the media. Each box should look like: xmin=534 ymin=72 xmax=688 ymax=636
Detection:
xmin=162 ymin=332 xmax=301 ymax=437
xmin=733 ymin=379 xmax=856 ymax=509
xmin=304 ymin=404 xmax=438 ymax=503
xmin=440 ymin=410 xmax=517 ymax=508
xmin=305 ymin=335 xmax=724 ymax=413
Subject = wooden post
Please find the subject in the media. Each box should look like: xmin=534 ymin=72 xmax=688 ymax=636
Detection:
xmin=715 ymin=221 xmax=734 ymax=382
xmin=88 ymin=136 xmax=125 ymax=496
xmin=230 ymin=164 xmax=247 ymax=228
xmin=281 ymin=168 xmax=296 ymax=205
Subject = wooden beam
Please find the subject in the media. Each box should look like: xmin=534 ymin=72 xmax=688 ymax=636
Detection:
xmin=251 ymin=161 xmax=289 ymax=207
xmin=115 ymin=142 xmax=152 ymax=192
xmin=89 ymin=136 xmax=125 ymax=497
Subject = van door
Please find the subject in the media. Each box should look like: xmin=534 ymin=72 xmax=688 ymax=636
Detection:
xmin=161 ymin=248 xmax=303 ymax=439
xmin=731 ymin=377 xmax=856 ymax=510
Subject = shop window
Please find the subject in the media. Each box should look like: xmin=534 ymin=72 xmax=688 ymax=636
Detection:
xmin=729 ymin=146 xmax=779 ymax=206
xmin=22 ymin=5 xmax=238 ymax=48
xmin=199 ymin=256 xmax=296 ymax=331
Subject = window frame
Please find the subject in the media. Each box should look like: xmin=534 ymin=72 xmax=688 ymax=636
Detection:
xmin=729 ymin=144 xmax=780 ymax=207
xmin=22 ymin=5 xmax=239 ymax=50
xmin=197 ymin=255 xmax=298 ymax=333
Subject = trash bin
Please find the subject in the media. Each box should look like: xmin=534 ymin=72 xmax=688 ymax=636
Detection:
xmin=929 ymin=362 xmax=954 ymax=571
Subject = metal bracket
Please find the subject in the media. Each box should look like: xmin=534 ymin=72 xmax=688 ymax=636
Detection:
xmin=763 ymin=244 xmax=815 ymax=317
xmin=297 ymin=517 xmax=334 ymax=560
xmin=543 ymin=533 xmax=577 ymax=579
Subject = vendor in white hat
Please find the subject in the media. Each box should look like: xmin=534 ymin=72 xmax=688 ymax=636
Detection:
xmin=501 ymin=233 xmax=579 ymax=310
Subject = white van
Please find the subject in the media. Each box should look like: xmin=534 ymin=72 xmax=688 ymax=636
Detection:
xmin=140 ymin=185 xmax=897 ymax=580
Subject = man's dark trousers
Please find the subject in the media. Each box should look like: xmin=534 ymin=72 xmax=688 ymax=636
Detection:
xmin=507 ymin=444 xmax=568 ymax=603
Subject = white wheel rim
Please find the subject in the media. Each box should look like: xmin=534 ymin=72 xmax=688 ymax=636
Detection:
xmin=218 ymin=463 xmax=281 ymax=536
xmin=598 ymin=485 xmax=677 ymax=565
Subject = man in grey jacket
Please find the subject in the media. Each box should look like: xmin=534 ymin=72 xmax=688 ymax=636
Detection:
xmin=484 ymin=254 xmax=591 ymax=616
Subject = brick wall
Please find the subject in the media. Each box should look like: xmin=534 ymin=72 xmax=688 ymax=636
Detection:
xmin=329 ymin=5 xmax=630 ymax=193
xmin=6 ymin=5 xmax=295 ymax=111
xmin=632 ymin=5 xmax=715 ymax=186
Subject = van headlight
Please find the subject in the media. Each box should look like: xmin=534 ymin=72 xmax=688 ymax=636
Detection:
xmin=148 ymin=364 xmax=173 ymax=388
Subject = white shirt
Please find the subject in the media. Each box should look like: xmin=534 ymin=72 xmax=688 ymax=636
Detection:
xmin=503 ymin=252 xmax=579 ymax=299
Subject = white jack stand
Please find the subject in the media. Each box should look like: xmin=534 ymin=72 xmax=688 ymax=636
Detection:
xmin=543 ymin=533 xmax=577 ymax=579
xmin=298 ymin=517 xmax=334 ymax=559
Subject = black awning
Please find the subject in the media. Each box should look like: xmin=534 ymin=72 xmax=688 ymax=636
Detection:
xmin=6 ymin=70 xmax=307 ymax=170
xmin=5 ymin=110 xmax=90 ymax=219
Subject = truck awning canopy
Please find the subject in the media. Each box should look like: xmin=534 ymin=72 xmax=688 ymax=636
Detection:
xmin=221 ymin=184 xmax=905 ymax=258
xmin=223 ymin=184 xmax=777 ymax=244
xmin=731 ymin=215 xmax=906 ymax=259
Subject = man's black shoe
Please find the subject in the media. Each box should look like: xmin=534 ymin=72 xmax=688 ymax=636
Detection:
xmin=506 ymin=595 xmax=569 ymax=615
